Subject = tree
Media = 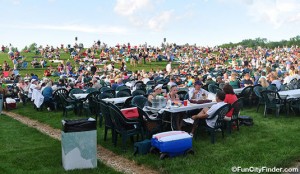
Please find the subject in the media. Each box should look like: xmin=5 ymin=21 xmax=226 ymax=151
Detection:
xmin=219 ymin=35 xmax=300 ymax=48
xmin=28 ymin=43 xmax=37 ymax=51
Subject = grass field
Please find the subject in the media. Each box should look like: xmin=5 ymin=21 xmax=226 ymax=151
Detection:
xmin=11 ymin=102 xmax=300 ymax=174
xmin=0 ymin=115 xmax=120 ymax=174
xmin=0 ymin=51 xmax=171 ymax=80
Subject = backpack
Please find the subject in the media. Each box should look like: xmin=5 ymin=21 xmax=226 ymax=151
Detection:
xmin=238 ymin=116 xmax=254 ymax=126
xmin=133 ymin=139 xmax=152 ymax=155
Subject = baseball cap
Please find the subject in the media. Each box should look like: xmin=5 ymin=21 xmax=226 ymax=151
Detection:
xmin=154 ymin=84 xmax=163 ymax=90
xmin=194 ymin=80 xmax=203 ymax=86
xmin=31 ymin=79 xmax=37 ymax=83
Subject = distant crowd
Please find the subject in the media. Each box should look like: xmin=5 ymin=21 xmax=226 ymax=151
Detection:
xmin=0 ymin=42 xmax=300 ymax=103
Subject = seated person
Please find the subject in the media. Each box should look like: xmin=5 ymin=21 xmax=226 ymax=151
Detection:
xmin=31 ymin=58 xmax=39 ymax=67
xmin=167 ymin=85 xmax=185 ymax=130
xmin=167 ymin=85 xmax=180 ymax=102
xmin=42 ymin=82 xmax=54 ymax=111
xmin=40 ymin=59 xmax=46 ymax=68
xmin=147 ymin=84 xmax=165 ymax=106
xmin=175 ymin=76 xmax=184 ymax=87
xmin=241 ymin=73 xmax=253 ymax=87
xmin=91 ymin=78 xmax=102 ymax=90
xmin=44 ymin=69 xmax=51 ymax=76
xmin=229 ymin=72 xmax=240 ymax=89
xmin=28 ymin=79 xmax=39 ymax=99
xmin=205 ymin=75 xmax=217 ymax=86
xmin=270 ymin=74 xmax=281 ymax=90
xmin=2 ymin=61 xmax=9 ymax=71
xmin=259 ymin=77 xmax=269 ymax=88
xmin=188 ymin=80 xmax=209 ymax=100
xmin=189 ymin=91 xmax=227 ymax=136
xmin=111 ymin=78 xmax=124 ymax=91
xmin=223 ymin=84 xmax=238 ymax=121
xmin=167 ymin=76 xmax=177 ymax=89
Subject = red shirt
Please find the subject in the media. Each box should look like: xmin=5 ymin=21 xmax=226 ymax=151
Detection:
xmin=224 ymin=94 xmax=238 ymax=117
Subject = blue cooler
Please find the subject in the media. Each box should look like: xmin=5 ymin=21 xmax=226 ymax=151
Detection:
xmin=151 ymin=131 xmax=192 ymax=158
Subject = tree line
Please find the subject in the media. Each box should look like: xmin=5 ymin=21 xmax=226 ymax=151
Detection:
xmin=219 ymin=35 xmax=300 ymax=49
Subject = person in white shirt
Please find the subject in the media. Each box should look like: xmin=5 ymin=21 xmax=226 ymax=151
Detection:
xmin=283 ymin=72 xmax=292 ymax=84
xmin=292 ymin=70 xmax=300 ymax=80
xmin=142 ymin=74 xmax=150 ymax=84
xmin=107 ymin=63 xmax=113 ymax=72
xmin=188 ymin=91 xmax=227 ymax=136
xmin=188 ymin=80 xmax=209 ymax=100
xmin=270 ymin=74 xmax=281 ymax=90
xmin=28 ymin=79 xmax=38 ymax=98
xmin=166 ymin=61 xmax=172 ymax=74
xmin=167 ymin=76 xmax=177 ymax=89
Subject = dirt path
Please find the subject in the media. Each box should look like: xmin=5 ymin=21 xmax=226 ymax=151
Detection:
xmin=3 ymin=111 xmax=159 ymax=174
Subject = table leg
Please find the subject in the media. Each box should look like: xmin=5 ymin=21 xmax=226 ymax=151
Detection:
xmin=171 ymin=113 xmax=174 ymax=131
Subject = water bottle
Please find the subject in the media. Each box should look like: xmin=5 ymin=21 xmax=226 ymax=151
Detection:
xmin=196 ymin=93 xmax=201 ymax=100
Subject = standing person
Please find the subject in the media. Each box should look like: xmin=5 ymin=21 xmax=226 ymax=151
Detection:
xmin=143 ymin=51 xmax=148 ymax=64
xmin=166 ymin=61 xmax=172 ymax=74
xmin=13 ymin=58 xmax=18 ymax=70
xmin=1 ymin=45 xmax=5 ymax=53
xmin=90 ymin=63 xmax=97 ymax=75
xmin=120 ymin=59 xmax=125 ymax=71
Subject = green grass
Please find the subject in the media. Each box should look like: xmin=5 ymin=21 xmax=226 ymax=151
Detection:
xmin=0 ymin=51 xmax=173 ymax=79
xmin=0 ymin=114 xmax=120 ymax=174
xmin=12 ymin=103 xmax=300 ymax=174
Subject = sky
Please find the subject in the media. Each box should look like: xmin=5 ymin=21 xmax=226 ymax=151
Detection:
xmin=1 ymin=0 xmax=300 ymax=49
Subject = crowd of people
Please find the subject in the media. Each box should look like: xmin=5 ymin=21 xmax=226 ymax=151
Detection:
xmin=0 ymin=42 xmax=300 ymax=135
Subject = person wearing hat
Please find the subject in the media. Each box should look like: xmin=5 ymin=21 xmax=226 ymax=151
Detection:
xmin=188 ymin=80 xmax=209 ymax=100
xmin=147 ymin=84 xmax=165 ymax=105
xmin=205 ymin=75 xmax=217 ymax=86
xmin=28 ymin=79 xmax=39 ymax=99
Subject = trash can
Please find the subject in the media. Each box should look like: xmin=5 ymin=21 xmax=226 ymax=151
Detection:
xmin=61 ymin=118 xmax=97 ymax=170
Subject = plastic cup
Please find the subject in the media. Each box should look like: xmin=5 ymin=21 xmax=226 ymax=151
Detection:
xmin=183 ymin=100 xmax=188 ymax=106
